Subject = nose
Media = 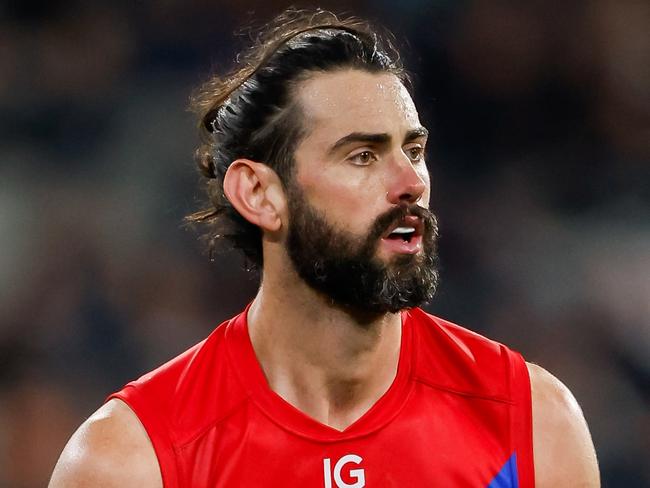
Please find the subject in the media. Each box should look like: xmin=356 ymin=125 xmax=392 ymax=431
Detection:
xmin=386 ymin=156 xmax=427 ymax=205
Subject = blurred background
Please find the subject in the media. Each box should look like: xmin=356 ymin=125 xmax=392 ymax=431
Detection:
xmin=0 ymin=0 xmax=648 ymax=486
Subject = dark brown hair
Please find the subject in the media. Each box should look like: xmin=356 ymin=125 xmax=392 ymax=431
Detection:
xmin=187 ymin=8 xmax=408 ymax=268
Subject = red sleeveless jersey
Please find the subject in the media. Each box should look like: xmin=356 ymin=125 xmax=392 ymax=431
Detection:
xmin=109 ymin=307 xmax=534 ymax=487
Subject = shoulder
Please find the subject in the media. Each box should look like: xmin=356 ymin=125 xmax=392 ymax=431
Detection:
xmin=407 ymin=308 xmax=505 ymax=355
xmin=407 ymin=308 xmax=517 ymax=400
xmin=526 ymin=362 xmax=600 ymax=487
xmin=49 ymin=399 xmax=162 ymax=488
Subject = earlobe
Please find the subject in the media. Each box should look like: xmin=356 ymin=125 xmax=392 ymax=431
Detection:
xmin=223 ymin=159 xmax=285 ymax=232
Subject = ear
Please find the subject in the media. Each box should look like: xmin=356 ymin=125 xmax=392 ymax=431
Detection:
xmin=223 ymin=159 xmax=286 ymax=232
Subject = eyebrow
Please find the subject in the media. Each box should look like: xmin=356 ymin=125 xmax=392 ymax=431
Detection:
xmin=405 ymin=127 xmax=429 ymax=141
xmin=327 ymin=127 xmax=429 ymax=155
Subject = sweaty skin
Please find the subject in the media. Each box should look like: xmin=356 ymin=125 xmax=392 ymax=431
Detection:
xmin=49 ymin=70 xmax=600 ymax=487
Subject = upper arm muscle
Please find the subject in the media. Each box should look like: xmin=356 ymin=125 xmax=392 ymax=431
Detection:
xmin=528 ymin=362 xmax=600 ymax=487
xmin=49 ymin=399 xmax=163 ymax=488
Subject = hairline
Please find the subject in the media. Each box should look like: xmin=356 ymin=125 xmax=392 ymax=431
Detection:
xmin=249 ymin=66 xmax=407 ymax=183
xmin=279 ymin=67 xmax=409 ymax=163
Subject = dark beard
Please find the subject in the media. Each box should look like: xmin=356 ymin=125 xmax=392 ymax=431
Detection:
xmin=285 ymin=183 xmax=439 ymax=315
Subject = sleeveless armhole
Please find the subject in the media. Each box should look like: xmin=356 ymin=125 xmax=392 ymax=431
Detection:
xmin=108 ymin=385 xmax=179 ymax=488
xmin=507 ymin=350 xmax=535 ymax=488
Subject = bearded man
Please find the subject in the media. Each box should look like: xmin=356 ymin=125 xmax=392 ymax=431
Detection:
xmin=50 ymin=9 xmax=599 ymax=488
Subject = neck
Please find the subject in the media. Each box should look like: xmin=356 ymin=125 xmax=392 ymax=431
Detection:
xmin=247 ymin=267 xmax=403 ymax=431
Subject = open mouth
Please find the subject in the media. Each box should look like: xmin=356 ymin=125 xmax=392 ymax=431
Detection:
xmin=384 ymin=215 xmax=424 ymax=244
xmin=387 ymin=226 xmax=417 ymax=242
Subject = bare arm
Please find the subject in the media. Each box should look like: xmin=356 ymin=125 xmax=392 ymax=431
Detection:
xmin=49 ymin=398 xmax=163 ymax=488
xmin=528 ymin=362 xmax=600 ymax=487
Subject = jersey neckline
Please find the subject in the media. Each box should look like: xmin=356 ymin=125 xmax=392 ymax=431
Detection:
xmin=224 ymin=306 xmax=415 ymax=442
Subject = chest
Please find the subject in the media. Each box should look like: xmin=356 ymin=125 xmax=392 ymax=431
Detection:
xmin=174 ymin=387 xmax=519 ymax=487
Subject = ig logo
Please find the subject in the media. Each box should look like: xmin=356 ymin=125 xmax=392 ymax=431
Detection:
xmin=323 ymin=454 xmax=366 ymax=488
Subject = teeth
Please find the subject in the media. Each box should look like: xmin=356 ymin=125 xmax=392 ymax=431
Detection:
xmin=392 ymin=226 xmax=415 ymax=234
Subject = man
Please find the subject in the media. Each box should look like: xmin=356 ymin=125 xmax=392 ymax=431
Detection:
xmin=50 ymin=9 xmax=599 ymax=487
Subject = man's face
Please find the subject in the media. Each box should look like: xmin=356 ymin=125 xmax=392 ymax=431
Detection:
xmin=283 ymin=70 xmax=439 ymax=314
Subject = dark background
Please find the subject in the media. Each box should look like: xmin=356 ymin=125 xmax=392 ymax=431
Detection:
xmin=0 ymin=0 xmax=648 ymax=486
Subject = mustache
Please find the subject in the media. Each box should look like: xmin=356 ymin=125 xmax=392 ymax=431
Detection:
xmin=368 ymin=204 xmax=439 ymax=242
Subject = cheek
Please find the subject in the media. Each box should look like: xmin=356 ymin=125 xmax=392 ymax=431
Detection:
xmin=298 ymin=168 xmax=382 ymax=232
xmin=420 ymin=167 xmax=432 ymax=206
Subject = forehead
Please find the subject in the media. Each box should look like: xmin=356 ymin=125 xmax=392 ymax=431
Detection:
xmin=295 ymin=70 xmax=421 ymax=143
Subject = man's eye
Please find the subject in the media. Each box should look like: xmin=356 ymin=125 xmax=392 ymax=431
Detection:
xmin=406 ymin=146 xmax=424 ymax=162
xmin=349 ymin=151 xmax=377 ymax=165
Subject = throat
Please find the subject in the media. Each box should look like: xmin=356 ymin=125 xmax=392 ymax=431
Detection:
xmin=265 ymin=333 xmax=401 ymax=430
xmin=272 ymin=368 xmax=397 ymax=431
xmin=247 ymin=291 xmax=403 ymax=430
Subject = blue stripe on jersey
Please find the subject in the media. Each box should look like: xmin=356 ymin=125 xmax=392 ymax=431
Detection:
xmin=487 ymin=453 xmax=519 ymax=488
